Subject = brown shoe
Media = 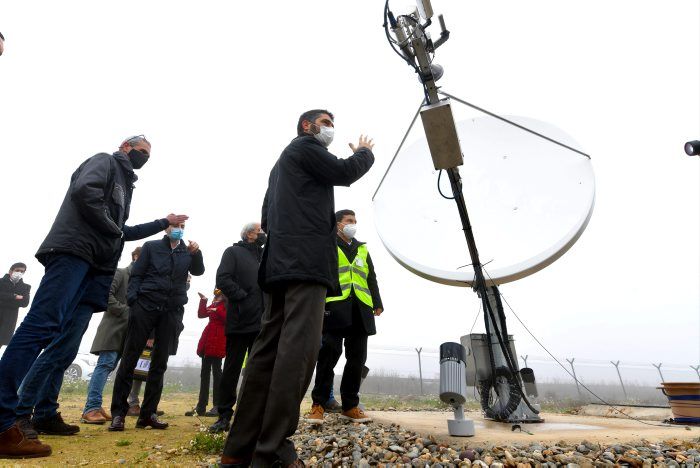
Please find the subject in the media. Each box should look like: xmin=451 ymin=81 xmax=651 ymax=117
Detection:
xmin=339 ymin=407 xmax=372 ymax=423
xmin=99 ymin=408 xmax=112 ymax=421
xmin=126 ymin=405 xmax=140 ymax=417
xmin=0 ymin=423 xmax=52 ymax=459
xmin=303 ymin=404 xmax=324 ymax=425
xmin=81 ymin=410 xmax=106 ymax=425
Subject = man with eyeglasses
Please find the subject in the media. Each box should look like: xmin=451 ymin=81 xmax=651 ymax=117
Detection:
xmin=0 ymin=135 xmax=188 ymax=459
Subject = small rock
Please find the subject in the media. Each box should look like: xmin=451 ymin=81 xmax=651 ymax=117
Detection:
xmin=460 ymin=450 xmax=476 ymax=461
xmin=166 ymin=449 xmax=177 ymax=454
xmin=389 ymin=445 xmax=406 ymax=453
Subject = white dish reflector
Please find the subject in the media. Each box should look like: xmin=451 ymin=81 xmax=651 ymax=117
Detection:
xmin=373 ymin=115 xmax=595 ymax=286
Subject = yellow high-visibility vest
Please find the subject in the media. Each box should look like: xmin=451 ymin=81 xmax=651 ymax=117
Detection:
xmin=326 ymin=244 xmax=374 ymax=308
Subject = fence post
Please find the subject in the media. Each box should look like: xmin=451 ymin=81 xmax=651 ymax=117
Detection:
xmin=691 ymin=365 xmax=700 ymax=382
xmin=415 ymin=347 xmax=424 ymax=395
xmin=611 ymin=360 xmax=628 ymax=400
xmin=652 ymin=363 xmax=664 ymax=383
xmin=520 ymin=354 xmax=529 ymax=369
xmin=566 ymin=358 xmax=582 ymax=399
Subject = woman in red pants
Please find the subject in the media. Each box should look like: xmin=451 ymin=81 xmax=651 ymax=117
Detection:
xmin=186 ymin=289 xmax=227 ymax=417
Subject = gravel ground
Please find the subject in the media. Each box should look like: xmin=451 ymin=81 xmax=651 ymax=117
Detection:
xmin=290 ymin=414 xmax=700 ymax=467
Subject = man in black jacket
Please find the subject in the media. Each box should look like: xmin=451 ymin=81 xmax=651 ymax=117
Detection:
xmin=209 ymin=222 xmax=265 ymax=434
xmin=0 ymin=136 xmax=187 ymax=459
xmin=0 ymin=263 xmax=30 ymax=350
xmin=307 ymin=209 xmax=383 ymax=425
xmin=109 ymin=221 xmax=204 ymax=432
xmin=221 ymin=109 xmax=375 ymax=467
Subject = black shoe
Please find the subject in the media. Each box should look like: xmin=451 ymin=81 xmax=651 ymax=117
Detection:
xmin=204 ymin=408 xmax=218 ymax=417
xmin=15 ymin=416 xmax=38 ymax=439
xmin=32 ymin=412 xmax=80 ymax=436
xmin=208 ymin=417 xmax=230 ymax=433
xmin=185 ymin=410 xmax=197 ymax=417
xmin=108 ymin=415 xmax=125 ymax=432
xmin=136 ymin=413 xmax=169 ymax=430
xmin=323 ymin=398 xmax=342 ymax=413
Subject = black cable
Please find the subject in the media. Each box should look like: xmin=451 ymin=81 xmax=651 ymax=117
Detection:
xmin=482 ymin=268 xmax=678 ymax=428
xmin=437 ymin=170 xmax=455 ymax=200
xmin=383 ymin=0 xmax=419 ymax=73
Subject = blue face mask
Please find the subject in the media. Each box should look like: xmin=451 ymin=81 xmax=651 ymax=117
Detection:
xmin=169 ymin=228 xmax=184 ymax=241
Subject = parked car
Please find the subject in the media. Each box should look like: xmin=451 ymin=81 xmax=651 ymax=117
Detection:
xmin=64 ymin=352 xmax=97 ymax=381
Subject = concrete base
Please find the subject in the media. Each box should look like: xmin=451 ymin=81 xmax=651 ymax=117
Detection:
xmin=368 ymin=409 xmax=700 ymax=446
xmin=448 ymin=418 xmax=475 ymax=437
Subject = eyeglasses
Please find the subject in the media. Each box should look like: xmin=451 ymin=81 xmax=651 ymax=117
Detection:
xmin=123 ymin=134 xmax=149 ymax=146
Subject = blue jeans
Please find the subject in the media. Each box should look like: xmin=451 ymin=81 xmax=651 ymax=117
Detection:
xmin=16 ymin=301 xmax=95 ymax=421
xmin=84 ymin=351 xmax=119 ymax=413
xmin=0 ymin=254 xmax=93 ymax=432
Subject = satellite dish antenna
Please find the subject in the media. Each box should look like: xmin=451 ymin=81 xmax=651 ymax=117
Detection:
xmin=379 ymin=0 xmax=595 ymax=429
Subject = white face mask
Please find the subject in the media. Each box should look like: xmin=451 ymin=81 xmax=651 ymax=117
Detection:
xmin=10 ymin=272 xmax=23 ymax=282
xmin=313 ymin=125 xmax=335 ymax=147
xmin=342 ymin=224 xmax=357 ymax=240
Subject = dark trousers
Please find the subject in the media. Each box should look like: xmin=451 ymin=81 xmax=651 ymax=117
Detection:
xmin=217 ymin=331 xmax=258 ymax=421
xmin=311 ymin=333 xmax=368 ymax=411
xmin=196 ymin=356 xmax=222 ymax=414
xmin=223 ymin=282 xmax=326 ymax=466
xmin=0 ymin=254 xmax=93 ymax=432
xmin=110 ymin=302 xmax=181 ymax=418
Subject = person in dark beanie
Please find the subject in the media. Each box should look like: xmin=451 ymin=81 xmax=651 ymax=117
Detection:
xmin=186 ymin=289 xmax=227 ymax=418
xmin=306 ymin=209 xmax=383 ymax=425
xmin=0 ymin=263 xmax=30 ymax=351
xmin=208 ymin=222 xmax=265 ymax=434
xmin=220 ymin=110 xmax=375 ymax=467
xmin=0 ymin=135 xmax=187 ymax=459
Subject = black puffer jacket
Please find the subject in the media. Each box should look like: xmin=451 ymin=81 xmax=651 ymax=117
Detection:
xmin=259 ymin=136 xmax=374 ymax=291
xmin=36 ymin=152 xmax=167 ymax=272
xmin=216 ymin=240 xmax=264 ymax=335
xmin=127 ymin=236 xmax=205 ymax=310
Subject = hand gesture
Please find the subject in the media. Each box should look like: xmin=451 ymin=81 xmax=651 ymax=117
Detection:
xmin=188 ymin=241 xmax=200 ymax=254
xmin=166 ymin=213 xmax=189 ymax=225
xmin=349 ymin=134 xmax=374 ymax=153
xmin=197 ymin=292 xmax=207 ymax=300
xmin=374 ymin=307 xmax=383 ymax=316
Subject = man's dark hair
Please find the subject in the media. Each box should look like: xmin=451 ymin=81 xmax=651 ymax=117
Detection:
xmin=131 ymin=246 xmax=142 ymax=261
xmin=9 ymin=262 xmax=26 ymax=272
xmin=335 ymin=209 xmax=355 ymax=223
xmin=0 ymin=32 xmax=4 ymax=41
xmin=297 ymin=109 xmax=334 ymax=136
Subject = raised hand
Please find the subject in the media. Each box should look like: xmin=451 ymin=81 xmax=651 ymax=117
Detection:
xmin=166 ymin=213 xmax=189 ymax=225
xmin=187 ymin=241 xmax=200 ymax=254
xmin=349 ymin=134 xmax=375 ymax=153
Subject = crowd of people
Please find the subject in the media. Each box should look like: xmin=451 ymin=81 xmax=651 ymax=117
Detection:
xmin=0 ymin=101 xmax=382 ymax=467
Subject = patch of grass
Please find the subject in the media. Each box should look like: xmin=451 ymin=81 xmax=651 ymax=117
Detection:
xmin=116 ymin=439 xmax=132 ymax=447
xmin=134 ymin=451 xmax=149 ymax=463
xmin=360 ymin=394 xmax=457 ymax=411
xmin=189 ymin=431 xmax=226 ymax=454
xmin=61 ymin=378 xmax=90 ymax=395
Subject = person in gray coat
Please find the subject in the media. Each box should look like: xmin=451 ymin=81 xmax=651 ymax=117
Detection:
xmin=81 ymin=247 xmax=149 ymax=424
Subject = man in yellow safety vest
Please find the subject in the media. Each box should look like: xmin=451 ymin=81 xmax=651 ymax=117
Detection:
xmin=306 ymin=209 xmax=383 ymax=424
